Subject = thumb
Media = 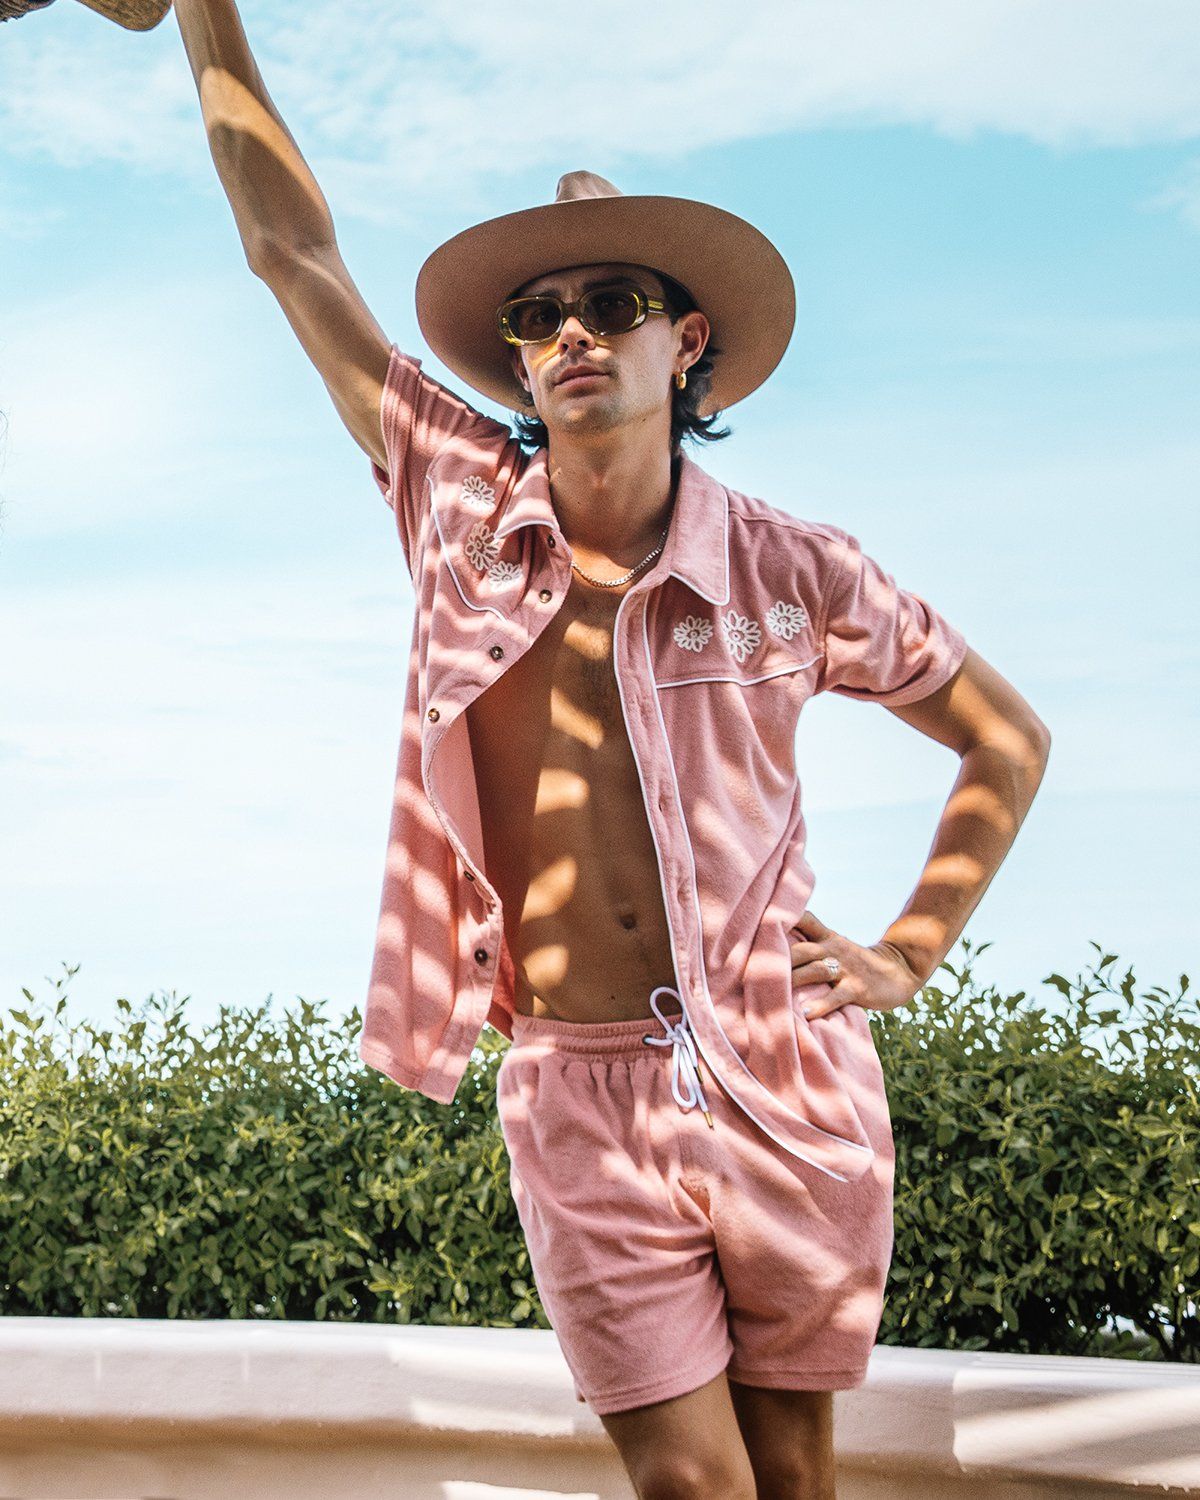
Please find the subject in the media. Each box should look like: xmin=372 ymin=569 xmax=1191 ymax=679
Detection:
xmin=796 ymin=909 xmax=829 ymax=940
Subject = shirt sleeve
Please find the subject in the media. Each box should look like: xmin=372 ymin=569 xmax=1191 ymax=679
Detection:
xmin=816 ymin=528 xmax=968 ymax=705
xmin=370 ymin=342 xmax=512 ymax=571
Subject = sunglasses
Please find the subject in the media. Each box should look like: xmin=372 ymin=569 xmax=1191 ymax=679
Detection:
xmin=496 ymin=282 xmax=668 ymax=346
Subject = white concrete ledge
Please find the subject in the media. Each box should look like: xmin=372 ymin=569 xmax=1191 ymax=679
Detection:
xmin=0 ymin=1318 xmax=1196 ymax=1498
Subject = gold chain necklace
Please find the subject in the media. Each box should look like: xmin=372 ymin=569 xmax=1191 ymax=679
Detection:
xmin=568 ymin=520 xmax=671 ymax=589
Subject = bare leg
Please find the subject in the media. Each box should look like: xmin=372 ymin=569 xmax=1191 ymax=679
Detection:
xmin=729 ymin=1382 xmax=838 ymax=1499
xmin=598 ymin=1369 xmax=759 ymax=1500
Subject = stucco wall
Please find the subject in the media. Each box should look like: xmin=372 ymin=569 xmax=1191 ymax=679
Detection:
xmin=0 ymin=1320 xmax=1196 ymax=1498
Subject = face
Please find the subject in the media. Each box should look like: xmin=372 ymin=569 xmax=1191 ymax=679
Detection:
xmin=504 ymin=261 xmax=709 ymax=441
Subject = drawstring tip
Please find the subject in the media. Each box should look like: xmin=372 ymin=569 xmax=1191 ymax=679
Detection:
xmin=703 ymin=1108 xmax=715 ymax=1130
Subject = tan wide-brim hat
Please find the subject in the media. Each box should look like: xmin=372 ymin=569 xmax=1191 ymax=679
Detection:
xmin=414 ymin=170 xmax=796 ymax=418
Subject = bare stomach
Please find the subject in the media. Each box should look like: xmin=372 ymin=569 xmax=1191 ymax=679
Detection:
xmin=464 ymin=575 xmax=678 ymax=1024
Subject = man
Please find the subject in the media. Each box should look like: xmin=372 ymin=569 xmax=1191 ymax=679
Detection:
xmin=174 ymin=3 xmax=1051 ymax=1495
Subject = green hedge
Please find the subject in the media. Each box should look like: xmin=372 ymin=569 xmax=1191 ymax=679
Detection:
xmin=2 ymin=941 xmax=1195 ymax=1362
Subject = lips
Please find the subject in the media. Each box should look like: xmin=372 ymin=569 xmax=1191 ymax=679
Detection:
xmin=554 ymin=364 xmax=607 ymax=388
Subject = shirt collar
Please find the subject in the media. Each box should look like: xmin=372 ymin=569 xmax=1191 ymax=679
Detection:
xmin=495 ymin=448 xmax=731 ymax=607
xmin=658 ymin=451 xmax=731 ymax=606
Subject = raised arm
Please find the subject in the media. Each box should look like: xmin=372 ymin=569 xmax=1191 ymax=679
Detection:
xmin=173 ymin=0 xmax=389 ymax=467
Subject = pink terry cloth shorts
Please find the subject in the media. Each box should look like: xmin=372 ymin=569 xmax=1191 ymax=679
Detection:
xmin=495 ymin=985 xmax=896 ymax=1417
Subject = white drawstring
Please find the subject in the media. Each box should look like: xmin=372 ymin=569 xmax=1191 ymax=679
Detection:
xmin=642 ymin=986 xmax=715 ymax=1129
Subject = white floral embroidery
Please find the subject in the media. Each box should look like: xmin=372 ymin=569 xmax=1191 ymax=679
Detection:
xmin=487 ymin=560 xmax=522 ymax=591
xmin=459 ymin=474 xmax=496 ymax=511
xmin=721 ymin=610 xmax=762 ymax=663
xmin=673 ymin=614 xmax=714 ymax=653
xmin=464 ymin=520 xmax=501 ymax=571
xmin=765 ymin=600 xmax=809 ymax=640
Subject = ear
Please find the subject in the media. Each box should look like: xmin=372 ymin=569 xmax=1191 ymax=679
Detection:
xmin=676 ymin=309 xmax=710 ymax=373
xmin=509 ymin=347 xmax=530 ymax=393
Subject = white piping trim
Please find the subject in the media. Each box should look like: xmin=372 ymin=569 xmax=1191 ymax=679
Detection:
xmin=639 ymin=604 xmax=873 ymax=1182
xmin=493 ymin=515 xmax=558 ymax=542
xmin=655 ymin=652 xmax=824 ymax=690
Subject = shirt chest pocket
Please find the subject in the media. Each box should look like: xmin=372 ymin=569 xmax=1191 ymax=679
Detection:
xmin=649 ymin=601 xmax=825 ymax=788
xmin=652 ymin=601 xmax=823 ymax=692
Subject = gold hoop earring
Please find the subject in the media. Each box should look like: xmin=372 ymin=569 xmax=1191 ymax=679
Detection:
xmin=674 ymin=370 xmax=687 ymax=390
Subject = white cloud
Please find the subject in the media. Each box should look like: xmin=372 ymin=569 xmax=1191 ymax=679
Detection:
xmin=0 ymin=269 xmax=310 ymax=538
xmin=2 ymin=0 xmax=1199 ymax=221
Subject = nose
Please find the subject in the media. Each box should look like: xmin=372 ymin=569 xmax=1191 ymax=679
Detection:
xmin=556 ymin=314 xmax=596 ymax=355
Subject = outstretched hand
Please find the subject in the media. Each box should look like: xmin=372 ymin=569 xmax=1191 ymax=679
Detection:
xmin=789 ymin=908 xmax=924 ymax=1020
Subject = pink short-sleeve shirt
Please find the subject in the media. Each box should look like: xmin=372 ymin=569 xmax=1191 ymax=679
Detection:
xmin=357 ymin=343 xmax=968 ymax=1182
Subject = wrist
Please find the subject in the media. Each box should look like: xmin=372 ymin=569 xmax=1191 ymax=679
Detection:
xmin=876 ymin=937 xmax=932 ymax=990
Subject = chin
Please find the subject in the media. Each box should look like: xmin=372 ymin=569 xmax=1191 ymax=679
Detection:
xmin=554 ymin=400 xmax=623 ymax=435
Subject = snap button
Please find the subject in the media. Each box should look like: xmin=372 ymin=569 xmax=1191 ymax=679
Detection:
xmin=538 ymin=588 xmax=552 ymax=602
xmin=427 ymin=707 xmax=440 ymax=722
xmin=473 ymin=948 xmax=489 ymax=964
xmin=489 ymin=644 xmax=504 ymax=660
xmin=547 ymin=535 xmax=556 ymax=549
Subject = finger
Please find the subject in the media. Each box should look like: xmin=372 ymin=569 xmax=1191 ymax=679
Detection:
xmin=801 ymin=995 xmax=854 ymax=1020
xmin=793 ymin=961 xmax=841 ymax=989
xmin=795 ymin=909 xmax=829 ymax=939
xmin=788 ymin=939 xmax=827 ymax=965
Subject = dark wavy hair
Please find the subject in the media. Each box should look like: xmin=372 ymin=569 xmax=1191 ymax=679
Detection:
xmin=509 ymin=267 xmax=731 ymax=455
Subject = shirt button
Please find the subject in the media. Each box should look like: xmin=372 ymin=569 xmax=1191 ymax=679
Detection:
xmin=547 ymin=536 xmax=557 ymax=549
xmin=538 ymin=588 xmax=552 ymax=603
xmin=464 ymin=869 xmax=476 ymax=882
xmin=427 ymin=707 xmax=440 ymax=722
xmin=473 ymin=948 xmax=489 ymax=964
xmin=489 ymin=644 xmax=504 ymax=660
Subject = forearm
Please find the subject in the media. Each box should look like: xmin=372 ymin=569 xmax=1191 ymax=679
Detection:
xmin=878 ymin=728 xmax=1051 ymax=989
xmin=173 ymin=0 xmax=335 ymax=262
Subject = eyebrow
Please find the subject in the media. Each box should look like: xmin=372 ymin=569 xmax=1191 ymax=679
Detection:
xmin=521 ymin=272 xmax=647 ymax=299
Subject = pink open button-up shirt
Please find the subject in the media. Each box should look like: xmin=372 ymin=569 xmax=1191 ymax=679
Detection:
xmin=357 ymin=343 xmax=968 ymax=1182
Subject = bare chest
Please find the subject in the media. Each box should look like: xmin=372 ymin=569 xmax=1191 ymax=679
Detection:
xmin=464 ymin=579 xmax=675 ymax=1021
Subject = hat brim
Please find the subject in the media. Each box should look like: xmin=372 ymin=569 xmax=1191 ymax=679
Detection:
xmin=74 ymin=0 xmax=172 ymax=30
xmin=414 ymin=193 xmax=795 ymax=418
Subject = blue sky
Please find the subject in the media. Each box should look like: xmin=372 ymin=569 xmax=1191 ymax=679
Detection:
xmin=1 ymin=0 xmax=1196 ymax=1035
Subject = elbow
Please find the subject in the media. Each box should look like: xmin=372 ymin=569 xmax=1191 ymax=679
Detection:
xmin=1032 ymin=716 xmax=1052 ymax=763
xmin=1025 ymin=718 xmax=1052 ymax=801
xmin=244 ymin=231 xmax=283 ymax=282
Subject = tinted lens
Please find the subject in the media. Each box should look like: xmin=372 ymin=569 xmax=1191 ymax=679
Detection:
xmin=582 ymin=286 xmax=642 ymax=334
xmin=507 ymin=298 xmax=562 ymax=342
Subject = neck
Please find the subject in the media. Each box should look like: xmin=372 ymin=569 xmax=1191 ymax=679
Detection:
xmin=544 ymin=416 xmax=678 ymax=570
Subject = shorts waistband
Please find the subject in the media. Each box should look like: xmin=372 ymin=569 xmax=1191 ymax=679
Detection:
xmin=508 ymin=986 xmax=688 ymax=1058
xmin=507 ymin=987 xmax=716 ymax=1129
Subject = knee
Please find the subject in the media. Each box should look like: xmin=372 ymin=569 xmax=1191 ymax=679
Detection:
xmin=634 ymin=1454 xmax=757 ymax=1500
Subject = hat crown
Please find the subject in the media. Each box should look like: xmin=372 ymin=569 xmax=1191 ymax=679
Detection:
xmin=554 ymin=170 xmax=622 ymax=203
